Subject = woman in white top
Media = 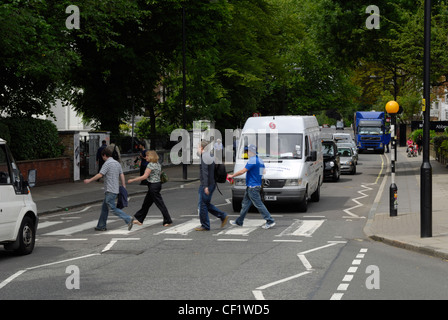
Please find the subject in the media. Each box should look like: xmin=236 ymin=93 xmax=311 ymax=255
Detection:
xmin=128 ymin=150 xmax=172 ymax=226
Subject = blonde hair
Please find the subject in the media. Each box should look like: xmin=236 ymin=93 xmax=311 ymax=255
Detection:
xmin=146 ymin=150 xmax=159 ymax=163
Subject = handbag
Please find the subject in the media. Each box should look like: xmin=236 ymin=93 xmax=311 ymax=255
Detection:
xmin=160 ymin=171 xmax=168 ymax=184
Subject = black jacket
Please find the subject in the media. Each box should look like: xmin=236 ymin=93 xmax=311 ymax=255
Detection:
xmin=200 ymin=153 xmax=215 ymax=187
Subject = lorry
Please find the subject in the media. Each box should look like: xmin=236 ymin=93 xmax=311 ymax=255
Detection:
xmin=0 ymin=138 xmax=38 ymax=255
xmin=354 ymin=111 xmax=390 ymax=154
xmin=232 ymin=115 xmax=323 ymax=212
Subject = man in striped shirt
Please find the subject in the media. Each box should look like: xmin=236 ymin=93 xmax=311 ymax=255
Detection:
xmin=84 ymin=147 xmax=135 ymax=231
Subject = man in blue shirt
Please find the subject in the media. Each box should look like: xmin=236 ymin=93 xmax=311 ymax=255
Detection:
xmin=227 ymin=144 xmax=275 ymax=229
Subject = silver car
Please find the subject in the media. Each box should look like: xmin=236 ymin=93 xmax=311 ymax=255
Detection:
xmin=337 ymin=142 xmax=358 ymax=165
xmin=338 ymin=147 xmax=356 ymax=175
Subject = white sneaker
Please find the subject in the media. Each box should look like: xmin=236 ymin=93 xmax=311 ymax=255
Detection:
xmin=229 ymin=220 xmax=242 ymax=227
xmin=262 ymin=222 xmax=276 ymax=229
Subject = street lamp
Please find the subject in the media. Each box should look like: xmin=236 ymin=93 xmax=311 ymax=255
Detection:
xmin=182 ymin=5 xmax=187 ymax=180
xmin=421 ymin=0 xmax=432 ymax=238
xmin=386 ymin=100 xmax=399 ymax=217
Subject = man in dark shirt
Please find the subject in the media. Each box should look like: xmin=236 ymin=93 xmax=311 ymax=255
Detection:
xmin=195 ymin=140 xmax=229 ymax=231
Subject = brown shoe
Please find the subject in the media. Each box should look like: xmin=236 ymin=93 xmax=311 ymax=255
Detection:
xmin=194 ymin=227 xmax=209 ymax=231
xmin=221 ymin=216 xmax=229 ymax=228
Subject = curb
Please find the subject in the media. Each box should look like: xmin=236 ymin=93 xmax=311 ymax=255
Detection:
xmin=369 ymin=234 xmax=448 ymax=261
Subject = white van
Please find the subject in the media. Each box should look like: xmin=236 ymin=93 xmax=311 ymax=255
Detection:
xmin=0 ymin=138 xmax=38 ymax=255
xmin=231 ymin=116 xmax=323 ymax=212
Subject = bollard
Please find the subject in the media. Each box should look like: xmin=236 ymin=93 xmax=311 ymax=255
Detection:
xmin=390 ymin=183 xmax=397 ymax=216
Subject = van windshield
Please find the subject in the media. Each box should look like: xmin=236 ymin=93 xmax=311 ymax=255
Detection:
xmin=238 ymin=133 xmax=303 ymax=160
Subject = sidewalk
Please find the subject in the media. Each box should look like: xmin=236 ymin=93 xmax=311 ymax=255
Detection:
xmin=364 ymin=146 xmax=448 ymax=260
xmin=32 ymin=164 xmax=200 ymax=215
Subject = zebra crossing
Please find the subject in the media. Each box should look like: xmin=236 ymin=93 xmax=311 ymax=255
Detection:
xmin=38 ymin=217 xmax=327 ymax=240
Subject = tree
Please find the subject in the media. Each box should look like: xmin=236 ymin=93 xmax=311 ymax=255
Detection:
xmin=0 ymin=1 xmax=78 ymax=118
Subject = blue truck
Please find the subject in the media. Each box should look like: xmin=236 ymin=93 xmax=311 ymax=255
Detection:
xmin=354 ymin=111 xmax=391 ymax=154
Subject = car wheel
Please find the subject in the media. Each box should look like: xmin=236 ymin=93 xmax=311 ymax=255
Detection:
xmin=333 ymin=167 xmax=340 ymax=182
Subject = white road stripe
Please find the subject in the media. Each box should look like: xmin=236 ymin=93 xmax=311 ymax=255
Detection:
xmin=216 ymin=219 xmax=266 ymax=236
xmin=103 ymin=219 xmax=162 ymax=235
xmin=42 ymin=220 xmax=100 ymax=236
xmin=276 ymin=220 xmax=325 ymax=237
xmin=155 ymin=219 xmax=201 ymax=235
xmin=37 ymin=221 xmax=64 ymax=230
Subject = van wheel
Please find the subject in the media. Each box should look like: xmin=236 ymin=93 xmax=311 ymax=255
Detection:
xmin=311 ymin=183 xmax=320 ymax=202
xmin=298 ymin=190 xmax=308 ymax=212
xmin=5 ymin=216 xmax=36 ymax=255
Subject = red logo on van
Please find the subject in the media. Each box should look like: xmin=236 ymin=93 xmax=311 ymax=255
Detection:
xmin=269 ymin=122 xmax=276 ymax=129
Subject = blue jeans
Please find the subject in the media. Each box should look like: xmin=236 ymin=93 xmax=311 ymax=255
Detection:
xmin=235 ymin=186 xmax=274 ymax=226
xmin=97 ymin=192 xmax=132 ymax=228
xmin=198 ymin=185 xmax=227 ymax=230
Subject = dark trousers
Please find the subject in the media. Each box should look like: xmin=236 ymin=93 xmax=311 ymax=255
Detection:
xmin=134 ymin=182 xmax=172 ymax=225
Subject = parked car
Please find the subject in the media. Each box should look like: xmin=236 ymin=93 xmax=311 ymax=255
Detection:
xmin=339 ymin=147 xmax=356 ymax=175
xmin=322 ymin=140 xmax=340 ymax=182
xmin=332 ymin=132 xmax=354 ymax=144
xmin=336 ymin=142 xmax=358 ymax=165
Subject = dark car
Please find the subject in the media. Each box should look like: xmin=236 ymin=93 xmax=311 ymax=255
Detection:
xmin=322 ymin=140 xmax=340 ymax=182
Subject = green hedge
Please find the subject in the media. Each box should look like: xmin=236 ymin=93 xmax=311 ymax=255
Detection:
xmin=0 ymin=117 xmax=64 ymax=160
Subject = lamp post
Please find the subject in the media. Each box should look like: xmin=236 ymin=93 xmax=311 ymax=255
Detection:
xmin=182 ymin=5 xmax=187 ymax=180
xmin=421 ymin=0 xmax=432 ymax=237
xmin=386 ymin=100 xmax=399 ymax=217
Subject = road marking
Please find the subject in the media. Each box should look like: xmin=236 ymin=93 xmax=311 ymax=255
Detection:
xmin=37 ymin=221 xmax=64 ymax=230
xmin=0 ymin=270 xmax=27 ymax=290
xmin=276 ymin=220 xmax=325 ymax=237
xmin=155 ymin=219 xmax=201 ymax=236
xmin=253 ymin=241 xmax=346 ymax=300
xmin=343 ymin=184 xmax=372 ymax=219
xmin=0 ymin=253 xmax=101 ymax=290
xmin=102 ymin=238 xmax=140 ymax=252
xmin=216 ymin=219 xmax=266 ymax=236
xmin=256 ymin=271 xmax=312 ymax=291
xmin=102 ymin=219 xmax=162 ymax=235
xmin=42 ymin=220 xmax=100 ymax=236
xmin=330 ymin=248 xmax=368 ymax=300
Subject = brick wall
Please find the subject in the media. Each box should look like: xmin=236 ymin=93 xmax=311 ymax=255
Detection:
xmin=17 ymin=157 xmax=71 ymax=186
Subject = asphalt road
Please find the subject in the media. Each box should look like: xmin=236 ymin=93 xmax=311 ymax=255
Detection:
xmin=1 ymin=133 xmax=448 ymax=305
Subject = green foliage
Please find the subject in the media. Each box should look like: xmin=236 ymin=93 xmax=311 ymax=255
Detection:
xmin=0 ymin=1 xmax=78 ymax=117
xmin=410 ymin=129 xmax=423 ymax=143
xmin=0 ymin=122 xmax=10 ymax=143
xmin=4 ymin=0 xmax=447 ymax=137
xmin=0 ymin=118 xmax=64 ymax=160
